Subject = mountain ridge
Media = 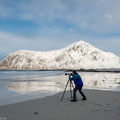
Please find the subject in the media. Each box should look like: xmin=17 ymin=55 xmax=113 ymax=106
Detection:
xmin=0 ymin=40 xmax=120 ymax=70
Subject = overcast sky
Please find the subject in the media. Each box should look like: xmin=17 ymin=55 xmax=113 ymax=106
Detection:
xmin=0 ymin=0 xmax=120 ymax=56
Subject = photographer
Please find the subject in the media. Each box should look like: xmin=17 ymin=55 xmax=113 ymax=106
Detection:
xmin=69 ymin=70 xmax=86 ymax=102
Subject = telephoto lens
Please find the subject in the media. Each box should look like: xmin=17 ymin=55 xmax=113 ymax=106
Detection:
xmin=65 ymin=73 xmax=72 ymax=76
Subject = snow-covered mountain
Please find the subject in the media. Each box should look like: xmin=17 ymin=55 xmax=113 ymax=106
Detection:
xmin=0 ymin=40 xmax=120 ymax=70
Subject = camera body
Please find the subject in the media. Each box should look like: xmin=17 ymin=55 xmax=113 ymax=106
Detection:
xmin=65 ymin=73 xmax=72 ymax=76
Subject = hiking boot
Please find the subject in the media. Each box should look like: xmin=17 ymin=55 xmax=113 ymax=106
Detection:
xmin=82 ymin=98 xmax=86 ymax=100
xmin=71 ymin=99 xmax=77 ymax=102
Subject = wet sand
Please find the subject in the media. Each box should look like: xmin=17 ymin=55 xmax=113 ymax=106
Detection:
xmin=0 ymin=89 xmax=120 ymax=120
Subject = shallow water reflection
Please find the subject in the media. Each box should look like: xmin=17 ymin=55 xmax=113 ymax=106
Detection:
xmin=5 ymin=72 xmax=120 ymax=94
xmin=0 ymin=71 xmax=120 ymax=105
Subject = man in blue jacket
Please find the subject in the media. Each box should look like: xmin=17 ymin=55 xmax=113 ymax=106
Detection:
xmin=69 ymin=70 xmax=86 ymax=102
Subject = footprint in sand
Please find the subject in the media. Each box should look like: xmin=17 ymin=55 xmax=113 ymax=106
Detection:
xmin=33 ymin=112 xmax=39 ymax=115
xmin=116 ymin=113 xmax=120 ymax=116
xmin=103 ymin=109 xmax=108 ymax=112
xmin=90 ymin=109 xmax=95 ymax=111
xmin=90 ymin=109 xmax=100 ymax=112
xmin=113 ymin=99 xmax=118 ymax=101
xmin=106 ymin=103 xmax=110 ymax=106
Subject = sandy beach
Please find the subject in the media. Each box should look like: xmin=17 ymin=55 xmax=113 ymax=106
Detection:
xmin=0 ymin=89 xmax=120 ymax=120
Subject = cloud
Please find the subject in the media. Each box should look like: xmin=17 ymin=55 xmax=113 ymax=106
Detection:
xmin=103 ymin=14 xmax=113 ymax=19
xmin=91 ymin=38 xmax=120 ymax=57
xmin=0 ymin=31 xmax=75 ymax=53
xmin=0 ymin=0 xmax=120 ymax=33
xmin=0 ymin=0 xmax=120 ymax=56
xmin=0 ymin=31 xmax=30 ymax=52
xmin=0 ymin=31 xmax=120 ymax=56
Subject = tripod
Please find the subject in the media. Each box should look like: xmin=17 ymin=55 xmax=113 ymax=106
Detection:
xmin=61 ymin=79 xmax=74 ymax=101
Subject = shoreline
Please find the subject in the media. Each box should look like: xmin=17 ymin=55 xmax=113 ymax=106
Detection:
xmin=0 ymin=88 xmax=119 ymax=107
xmin=0 ymin=68 xmax=120 ymax=73
xmin=0 ymin=89 xmax=120 ymax=120
xmin=0 ymin=87 xmax=120 ymax=107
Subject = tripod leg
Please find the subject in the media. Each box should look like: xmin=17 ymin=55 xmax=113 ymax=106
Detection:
xmin=61 ymin=80 xmax=69 ymax=101
xmin=70 ymin=81 xmax=73 ymax=98
xmin=71 ymin=81 xmax=74 ymax=88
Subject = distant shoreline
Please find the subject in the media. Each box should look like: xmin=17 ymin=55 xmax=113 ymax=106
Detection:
xmin=0 ymin=68 xmax=120 ymax=73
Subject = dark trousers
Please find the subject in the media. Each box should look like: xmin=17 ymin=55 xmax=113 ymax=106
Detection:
xmin=73 ymin=86 xmax=86 ymax=100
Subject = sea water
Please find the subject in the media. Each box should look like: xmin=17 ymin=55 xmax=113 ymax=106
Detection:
xmin=0 ymin=70 xmax=120 ymax=106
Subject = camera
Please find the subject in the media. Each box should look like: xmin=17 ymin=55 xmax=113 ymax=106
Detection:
xmin=65 ymin=73 xmax=72 ymax=76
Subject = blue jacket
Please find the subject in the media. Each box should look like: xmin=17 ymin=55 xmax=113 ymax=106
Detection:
xmin=69 ymin=73 xmax=83 ymax=87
